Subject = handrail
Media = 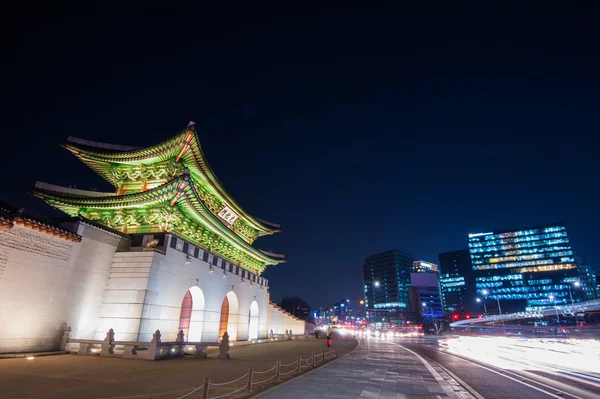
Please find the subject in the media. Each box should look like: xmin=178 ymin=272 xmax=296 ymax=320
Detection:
xmin=62 ymin=327 xmax=228 ymax=360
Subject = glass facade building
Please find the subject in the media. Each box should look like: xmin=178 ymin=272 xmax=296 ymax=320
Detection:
xmin=363 ymin=250 xmax=413 ymax=321
xmin=469 ymin=223 xmax=581 ymax=313
xmin=438 ymin=249 xmax=475 ymax=314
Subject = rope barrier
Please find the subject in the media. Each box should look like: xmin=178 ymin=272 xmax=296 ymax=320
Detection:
xmin=210 ymin=372 xmax=249 ymax=386
xmin=253 ymin=365 xmax=277 ymax=374
xmin=280 ymin=359 xmax=298 ymax=368
xmin=252 ymin=374 xmax=277 ymax=386
xmin=208 ymin=385 xmax=247 ymax=399
xmin=300 ymin=361 xmax=313 ymax=368
xmin=176 ymin=384 xmax=204 ymax=399
xmin=178 ymin=343 xmax=345 ymax=399
xmin=280 ymin=368 xmax=297 ymax=376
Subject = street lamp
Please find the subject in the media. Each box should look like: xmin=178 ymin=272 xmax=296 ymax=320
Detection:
xmin=374 ymin=281 xmax=380 ymax=287
xmin=567 ymin=281 xmax=580 ymax=315
xmin=476 ymin=297 xmax=487 ymax=317
xmin=549 ymin=295 xmax=560 ymax=326
xmin=480 ymin=290 xmax=489 ymax=317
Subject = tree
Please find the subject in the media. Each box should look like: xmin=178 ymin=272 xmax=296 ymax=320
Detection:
xmin=280 ymin=296 xmax=311 ymax=321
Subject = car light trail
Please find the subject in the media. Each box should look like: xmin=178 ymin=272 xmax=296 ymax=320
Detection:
xmin=441 ymin=336 xmax=600 ymax=374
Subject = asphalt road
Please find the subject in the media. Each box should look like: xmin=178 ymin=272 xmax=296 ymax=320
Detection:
xmin=394 ymin=337 xmax=600 ymax=399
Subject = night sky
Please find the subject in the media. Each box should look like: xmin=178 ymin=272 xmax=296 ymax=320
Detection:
xmin=3 ymin=4 xmax=600 ymax=308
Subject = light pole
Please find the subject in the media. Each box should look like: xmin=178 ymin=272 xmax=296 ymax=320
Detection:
xmin=364 ymin=280 xmax=380 ymax=326
xmin=568 ymin=281 xmax=580 ymax=317
xmin=549 ymin=295 xmax=560 ymax=326
xmin=481 ymin=290 xmax=489 ymax=317
xmin=476 ymin=298 xmax=487 ymax=317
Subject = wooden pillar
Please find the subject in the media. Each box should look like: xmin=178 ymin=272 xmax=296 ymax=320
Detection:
xmin=247 ymin=367 xmax=254 ymax=392
xmin=276 ymin=360 xmax=281 ymax=380
xmin=202 ymin=377 xmax=210 ymax=399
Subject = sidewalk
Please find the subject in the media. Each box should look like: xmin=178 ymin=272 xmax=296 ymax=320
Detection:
xmin=254 ymin=337 xmax=469 ymax=399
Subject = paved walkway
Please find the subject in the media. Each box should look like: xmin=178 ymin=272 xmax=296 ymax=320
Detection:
xmin=256 ymin=337 xmax=461 ymax=399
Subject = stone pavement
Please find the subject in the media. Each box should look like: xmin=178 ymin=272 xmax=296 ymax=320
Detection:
xmin=255 ymin=336 xmax=469 ymax=399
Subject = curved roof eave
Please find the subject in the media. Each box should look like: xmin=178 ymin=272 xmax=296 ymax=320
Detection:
xmin=61 ymin=126 xmax=281 ymax=234
xmin=30 ymin=178 xmax=282 ymax=266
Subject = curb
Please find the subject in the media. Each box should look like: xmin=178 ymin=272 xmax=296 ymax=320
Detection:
xmin=249 ymin=337 xmax=361 ymax=399
xmin=0 ymin=351 xmax=68 ymax=359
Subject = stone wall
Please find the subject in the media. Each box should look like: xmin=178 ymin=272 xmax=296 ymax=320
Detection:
xmin=0 ymin=226 xmax=301 ymax=352
xmin=267 ymin=303 xmax=315 ymax=335
xmin=0 ymin=222 xmax=122 ymax=353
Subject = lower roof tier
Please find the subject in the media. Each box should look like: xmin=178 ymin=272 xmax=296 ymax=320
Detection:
xmin=30 ymin=177 xmax=284 ymax=274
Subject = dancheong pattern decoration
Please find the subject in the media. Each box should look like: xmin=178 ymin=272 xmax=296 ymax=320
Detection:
xmin=30 ymin=122 xmax=284 ymax=274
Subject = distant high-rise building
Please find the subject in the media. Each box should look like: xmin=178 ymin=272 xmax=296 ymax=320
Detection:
xmin=575 ymin=258 xmax=598 ymax=301
xmin=409 ymin=272 xmax=442 ymax=317
xmin=413 ymin=260 xmax=439 ymax=273
xmin=438 ymin=249 xmax=475 ymax=314
xmin=363 ymin=250 xmax=413 ymax=324
xmin=469 ymin=222 xmax=581 ymax=313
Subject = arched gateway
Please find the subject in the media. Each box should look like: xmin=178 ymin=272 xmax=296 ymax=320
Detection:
xmin=178 ymin=286 xmax=205 ymax=341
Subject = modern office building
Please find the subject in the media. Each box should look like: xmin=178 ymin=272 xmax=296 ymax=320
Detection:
xmin=438 ymin=249 xmax=475 ymax=314
xmin=363 ymin=250 xmax=413 ymax=324
xmin=469 ymin=222 xmax=582 ymax=313
xmin=409 ymin=272 xmax=442 ymax=317
xmin=412 ymin=260 xmax=439 ymax=273
xmin=575 ymin=258 xmax=599 ymax=301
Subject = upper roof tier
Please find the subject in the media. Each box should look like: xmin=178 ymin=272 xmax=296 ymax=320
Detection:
xmin=62 ymin=122 xmax=281 ymax=241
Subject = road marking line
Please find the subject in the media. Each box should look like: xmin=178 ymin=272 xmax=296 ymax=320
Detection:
xmin=433 ymin=360 xmax=485 ymax=399
xmin=385 ymin=340 xmax=459 ymax=399
xmin=435 ymin=349 xmax=585 ymax=399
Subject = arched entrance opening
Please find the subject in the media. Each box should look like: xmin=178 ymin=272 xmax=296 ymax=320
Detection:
xmin=178 ymin=286 xmax=205 ymax=342
xmin=218 ymin=291 xmax=240 ymax=341
xmin=248 ymin=301 xmax=259 ymax=339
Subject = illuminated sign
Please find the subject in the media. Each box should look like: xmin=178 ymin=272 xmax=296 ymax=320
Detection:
xmin=218 ymin=205 xmax=239 ymax=225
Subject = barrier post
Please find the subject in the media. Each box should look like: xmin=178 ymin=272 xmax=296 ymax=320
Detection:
xmin=297 ymin=356 xmax=301 ymax=373
xmin=202 ymin=377 xmax=210 ymax=399
xmin=276 ymin=360 xmax=281 ymax=380
xmin=247 ymin=367 xmax=254 ymax=392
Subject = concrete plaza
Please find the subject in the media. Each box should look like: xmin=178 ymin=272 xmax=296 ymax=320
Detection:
xmin=255 ymin=336 xmax=472 ymax=399
xmin=0 ymin=336 xmax=357 ymax=398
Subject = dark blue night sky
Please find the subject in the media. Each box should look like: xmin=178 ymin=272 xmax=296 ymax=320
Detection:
xmin=3 ymin=4 xmax=599 ymax=308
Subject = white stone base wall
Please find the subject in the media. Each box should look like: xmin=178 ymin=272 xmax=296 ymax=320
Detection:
xmin=0 ymin=223 xmax=122 ymax=353
xmin=97 ymin=235 xmax=271 ymax=342
xmin=266 ymin=303 xmax=315 ymax=335
xmin=0 ymin=226 xmax=304 ymax=353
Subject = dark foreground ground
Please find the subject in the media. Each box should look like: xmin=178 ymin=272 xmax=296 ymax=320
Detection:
xmin=0 ymin=335 xmax=358 ymax=399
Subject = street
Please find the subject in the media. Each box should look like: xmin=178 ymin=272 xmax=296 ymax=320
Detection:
xmin=392 ymin=335 xmax=600 ymax=399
